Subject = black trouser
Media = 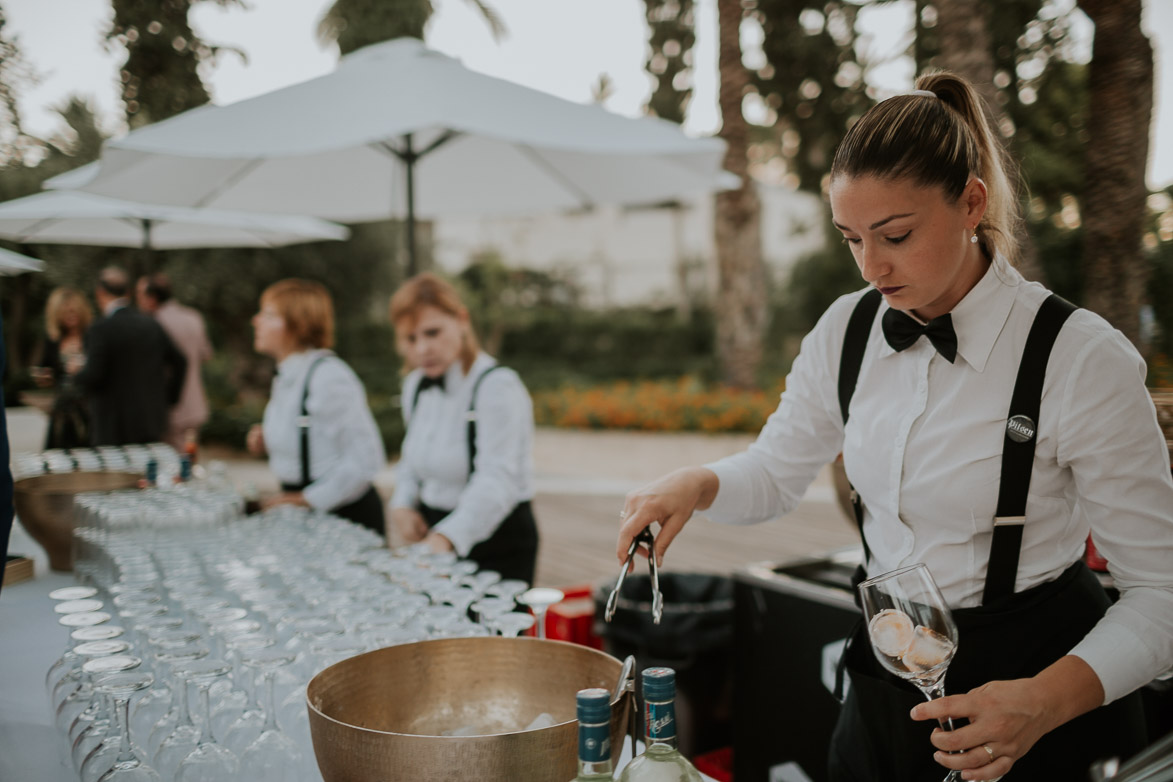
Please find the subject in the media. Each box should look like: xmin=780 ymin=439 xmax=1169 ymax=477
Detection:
xmin=828 ymin=561 xmax=1147 ymax=782
xmin=283 ymin=483 xmax=385 ymax=537
xmin=419 ymin=500 xmax=539 ymax=586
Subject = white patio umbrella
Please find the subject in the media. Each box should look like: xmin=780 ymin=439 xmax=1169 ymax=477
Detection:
xmin=50 ymin=37 xmax=734 ymax=273
xmin=0 ymin=189 xmax=349 ymax=250
xmin=0 ymin=247 xmax=46 ymax=276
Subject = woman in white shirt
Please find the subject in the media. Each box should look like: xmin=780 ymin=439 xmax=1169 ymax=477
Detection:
xmin=616 ymin=71 xmax=1172 ymax=781
xmin=387 ymin=273 xmax=539 ymax=585
xmin=246 ymin=279 xmax=386 ymax=534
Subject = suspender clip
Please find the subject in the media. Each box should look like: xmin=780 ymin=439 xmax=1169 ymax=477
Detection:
xmin=994 ymin=515 xmax=1026 ymax=526
xmin=296 ymin=415 xmax=311 ymax=429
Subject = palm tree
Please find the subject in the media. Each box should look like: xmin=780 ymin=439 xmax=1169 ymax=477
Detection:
xmin=714 ymin=0 xmax=767 ymax=388
xmin=317 ymin=0 xmax=505 ymax=55
xmin=1075 ymin=0 xmax=1153 ymax=347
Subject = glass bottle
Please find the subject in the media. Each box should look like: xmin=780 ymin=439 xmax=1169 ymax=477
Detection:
xmin=571 ymin=688 xmax=614 ymax=781
xmin=617 ymin=668 xmax=701 ymax=782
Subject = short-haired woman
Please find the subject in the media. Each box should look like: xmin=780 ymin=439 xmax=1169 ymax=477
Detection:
xmin=616 ymin=71 xmax=1172 ymax=780
xmin=247 ymin=279 xmax=386 ymax=534
xmin=387 ymin=272 xmax=540 ymax=585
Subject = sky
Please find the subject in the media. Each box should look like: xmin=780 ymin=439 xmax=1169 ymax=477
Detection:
xmin=3 ymin=0 xmax=1172 ymax=189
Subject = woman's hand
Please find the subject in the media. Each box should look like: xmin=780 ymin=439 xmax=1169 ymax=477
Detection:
xmin=615 ymin=466 xmax=720 ymax=567
xmin=911 ymin=656 xmax=1105 ymax=780
xmin=261 ymin=491 xmax=309 ymax=510
xmin=391 ymin=507 xmax=428 ymax=545
xmin=424 ymin=532 xmax=455 ymax=554
xmin=246 ymin=424 xmax=266 ymax=456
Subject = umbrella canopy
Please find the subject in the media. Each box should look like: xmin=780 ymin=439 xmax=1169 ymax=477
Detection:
xmin=0 ymin=247 xmax=46 ymax=276
xmin=0 ymin=190 xmax=349 ymax=249
xmin=49 ymin=38 xmax=734 ymax=270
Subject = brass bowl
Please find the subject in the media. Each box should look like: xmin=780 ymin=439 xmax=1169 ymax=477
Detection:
xmin=13 ymin=471 xmax=141 ymax=572
xmin=307 ymin=637 xmax=632 ymax=782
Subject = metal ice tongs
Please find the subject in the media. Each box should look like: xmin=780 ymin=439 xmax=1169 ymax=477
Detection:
xmin=604 ymin=527 xmax=663 ymax=624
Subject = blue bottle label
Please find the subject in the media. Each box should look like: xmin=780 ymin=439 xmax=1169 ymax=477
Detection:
xmin=179 ymin=455 xmax=192 ymax=481
xmin=146 ymin=458 xmax=158 ymax=484
xmin=645 ymin=699 xmax=675 ymax=742
xmin=578 ymin=719 xmax=611 ymax=764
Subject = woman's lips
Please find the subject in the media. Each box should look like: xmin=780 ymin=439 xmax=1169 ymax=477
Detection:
xmin=878 ymin=286 xmax=905 ymax=296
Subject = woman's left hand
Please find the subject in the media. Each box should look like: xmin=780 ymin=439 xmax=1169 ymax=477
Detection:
xmin=423 ymin=532 xmax=454 ymax=554
xmin=911 ymin=656 xmax=1105 ymax=781
xmin=261 ymin=491 xmax=309 ymax=510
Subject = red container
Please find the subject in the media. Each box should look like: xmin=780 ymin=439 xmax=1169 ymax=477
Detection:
xmin=694 ymin=746 xmax=733 ymax=781
xmin=525 ymin=585 xmax=603 ymax=649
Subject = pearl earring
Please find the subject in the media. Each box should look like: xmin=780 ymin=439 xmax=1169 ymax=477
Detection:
xmin=970 ymin=230 xmax=979 ymax=245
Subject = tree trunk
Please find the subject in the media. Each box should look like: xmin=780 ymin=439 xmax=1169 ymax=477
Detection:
xmin=1076 ymin=0 xmax=1153 ymax=347
xmin=714 ymin=0 xmax=766 ymax=389
xmin=932 ymin=0 xmax=1046 ymax=283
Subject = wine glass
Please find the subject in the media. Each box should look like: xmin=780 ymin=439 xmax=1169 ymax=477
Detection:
xmin=494 ymin=612 xmax=536 ymax=638
xmin=858 ymin=563 xmax=968 ymax=782
xmin=93 ymin=671 xmax=162 ymax=782
xmin=517 ymin=587 xmax=564 ymax=639
xmin=239 ymin=650 xmax=303 ymax=782
xmin=174 ymin=659 xmax=239 ymax=782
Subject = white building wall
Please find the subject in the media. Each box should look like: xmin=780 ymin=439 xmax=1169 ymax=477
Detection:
xmin=432 ymin=182 xmax=828 ymax=308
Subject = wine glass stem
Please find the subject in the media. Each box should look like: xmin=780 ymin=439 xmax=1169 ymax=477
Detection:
xmin=196 ymin=685 xmax=215 ymax=744
xmin=261 ymin=670 xmax=279 ymax=732
xmin=113 ymin=695 xmax=134 ymax=763
xmin=535 ymin=608 xmax=548 ymax=639
xmin=922 ymin=681 xmax=958 ymax=732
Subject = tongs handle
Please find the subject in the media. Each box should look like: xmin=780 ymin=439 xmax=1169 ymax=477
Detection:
xmin=604 ymin=527 xmax=664 ymax=625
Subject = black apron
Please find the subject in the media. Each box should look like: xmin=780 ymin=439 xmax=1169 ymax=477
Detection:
xmin=828 ymin=291 xmax=1147 ymax=781
xmin=286 ymin=355 xmax=385 ymax=536
xmin=410 ymin=365 xmax=539 ymax=585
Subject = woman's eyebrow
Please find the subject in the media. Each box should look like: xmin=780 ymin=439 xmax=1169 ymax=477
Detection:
xmin=832 ymin=212 xmax=916 ymax=232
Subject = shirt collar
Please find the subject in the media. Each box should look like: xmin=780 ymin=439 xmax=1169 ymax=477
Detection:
xmin=104 ymin=298 xmax=129 ymax=316
xmin=275 ymin=348 xmax=329 ymax=388
xmin=874 ymin=258 xmax=1019 ymax=373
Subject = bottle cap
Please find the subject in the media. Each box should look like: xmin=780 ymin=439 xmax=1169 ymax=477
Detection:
xmin=642 ymin=667 xmax=676 ymax=702
xmin=576 ymin=687 xmax=611 ymax=724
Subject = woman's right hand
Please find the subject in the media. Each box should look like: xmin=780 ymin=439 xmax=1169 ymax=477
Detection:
xmin=615 ymin=466 xmax=720 ymax=567
xmin=246 ymin=424 xmax=266 ymax=456
xmin=392 ymin=507 xmax=429 ymax=545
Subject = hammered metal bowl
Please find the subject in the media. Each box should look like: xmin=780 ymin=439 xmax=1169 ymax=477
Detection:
xmin=307 ymin=636 xmax=632 ymax=782
xmin=13 ymin=471 xmax=141 ymax=572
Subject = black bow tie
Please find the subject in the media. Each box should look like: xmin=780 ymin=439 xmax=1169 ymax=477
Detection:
xmin=881 ymin=308 xmax=958 ymax=363
xmin=418 ymin=374 xmax=446 ymax=392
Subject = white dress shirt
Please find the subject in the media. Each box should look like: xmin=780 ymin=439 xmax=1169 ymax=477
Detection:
xmin=390 ymin=353 xmax=536 ymax=558
xmin=262 ymin=349 xmax=386 ymax=512
xmin=704 ymin=262 xmax=1173 ymax=705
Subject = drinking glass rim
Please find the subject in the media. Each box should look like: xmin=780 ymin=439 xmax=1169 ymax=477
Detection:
xmin=857 ymin=562 xmax=929 ymax=590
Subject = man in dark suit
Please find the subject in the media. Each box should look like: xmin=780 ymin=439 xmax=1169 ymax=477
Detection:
xmin=75 ymin=266 xmax=187 ymax=446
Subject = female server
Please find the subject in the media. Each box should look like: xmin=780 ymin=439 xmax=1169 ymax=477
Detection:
xmin=247 ymin=279 xmax=386 ymax=534
xmin=387 ymin=273 xmax=539 ymax=586
xmin=616 ymin=71 xmax=1173 ymax=781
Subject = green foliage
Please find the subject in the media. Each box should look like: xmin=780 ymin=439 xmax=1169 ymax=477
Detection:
xmin=781 ymin=219 xmax=861 ymax=333
xmin=643 ymin=0 xmax=695 ymax=124
xmin=108 ymin=0 xmax=243 ymax=128
xmin=317 ymin=0 xmax=505 ymax=55
xmin=752 ymin=0 xmax=868 ymax=191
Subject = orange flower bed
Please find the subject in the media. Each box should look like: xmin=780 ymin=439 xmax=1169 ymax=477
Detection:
xmin=532 ymin=377 xmax=785 ymax=433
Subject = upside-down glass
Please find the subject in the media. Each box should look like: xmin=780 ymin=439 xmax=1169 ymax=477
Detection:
xmin=94 ymin=671 xmax=162 ymax=782
xmin=858 ymin=563 xmax=965 ymax=782
xmin=174 ymin=659 xmax=239 ymax=782
xmin=518 ymin=587 xmax=564 ymax=639
xmin=239 ymin=650 xmax=303 ymax=782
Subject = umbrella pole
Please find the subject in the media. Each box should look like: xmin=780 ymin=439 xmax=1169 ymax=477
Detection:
xmin=404 ymin=133 xmax=417 ymax=277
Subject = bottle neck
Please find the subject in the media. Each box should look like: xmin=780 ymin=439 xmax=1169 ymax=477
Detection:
xmin=643 ymin=697 xmax=678 ymax=750
xmin=577 ymin=718 xmax=613 ymax=779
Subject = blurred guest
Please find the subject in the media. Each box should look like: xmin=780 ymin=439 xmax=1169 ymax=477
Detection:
xmin=75 ymin=266 xmax=187 ymax=446
xmin=33 ymin=287 xmax=93 ymax=449
xmin=136 ymin=273 xmax=213 ymax=451
xmin=388 ymin=273 xmax=539 ymax=585
xmin=246 ymin=279 xmax=386 ymax=534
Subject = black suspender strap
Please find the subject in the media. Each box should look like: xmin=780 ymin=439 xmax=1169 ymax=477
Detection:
xmin=298 ymin=356 xmax=330 ymax=489
xmin=466 ymin=365 xmax=504 ymax=476
xmin=839 ymin=288 xmax=883 ymax=425
xmin=838 ymin=289 xmax=883 ymax=564
xmin=982 ymin=293 xmax=1077 ymax=603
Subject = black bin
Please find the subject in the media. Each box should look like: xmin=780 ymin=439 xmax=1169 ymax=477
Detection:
xmin=594 ymin=572 xmax=734 ymax=759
